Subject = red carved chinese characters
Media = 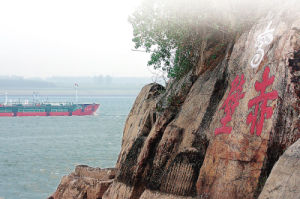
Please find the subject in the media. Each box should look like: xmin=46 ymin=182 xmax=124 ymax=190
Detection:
xmin=247 ymin=66 xmax=278 ymax=136
xmin=215 ymin=74 xmax=245 ymax=135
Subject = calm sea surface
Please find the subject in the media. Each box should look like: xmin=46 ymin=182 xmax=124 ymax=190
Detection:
xmin=0 ymin=95 xmax=135 ymax=199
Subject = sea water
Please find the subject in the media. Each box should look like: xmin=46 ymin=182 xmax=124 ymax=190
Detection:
xmin=0 ymin=96 xmax=135 ymax=199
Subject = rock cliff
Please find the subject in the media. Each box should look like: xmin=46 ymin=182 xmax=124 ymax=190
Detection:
xmin=51 ymin=6 xmax=299 ymax=199
xmin=259 ymin=139 xmax=300 ymax=199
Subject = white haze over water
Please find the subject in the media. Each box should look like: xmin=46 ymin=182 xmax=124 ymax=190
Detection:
xmin=0 ymin=0 xmax=297 ymax=79
xmin=0 ymin=0 xmax=151 ymax=78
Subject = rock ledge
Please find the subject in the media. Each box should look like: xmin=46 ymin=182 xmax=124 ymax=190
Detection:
xmin=49 ymin=165 xmax=116 ymax=199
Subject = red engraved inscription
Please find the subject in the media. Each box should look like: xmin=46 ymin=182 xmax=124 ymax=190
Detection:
xmin=215 ymin=74 xmax=245 ymax=135
xmin=247 ymin=66 xmax=278 ymax=136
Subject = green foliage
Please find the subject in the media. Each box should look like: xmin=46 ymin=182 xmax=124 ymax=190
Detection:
xmin=167 ymin=93 xmax=181 ymax=107
xmin=129 ymin=0 xmax=275 ymax=79
xmin=129 ymin=0 xmax=202 ymax=79
xmin=155 ymin=103 xmax=164 ymax=112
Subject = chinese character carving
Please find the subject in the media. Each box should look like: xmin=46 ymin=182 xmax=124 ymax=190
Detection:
xmin=250 ymin=21 xmax=275 ymax=68
xmin=247 ymin=66 xmax=278 ymax=136
xmin=215 ymin=74 xmax=246 ymax=135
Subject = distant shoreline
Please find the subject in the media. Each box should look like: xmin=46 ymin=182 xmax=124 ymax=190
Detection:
xmin=0 ymin=88 xmax=142 ymax=96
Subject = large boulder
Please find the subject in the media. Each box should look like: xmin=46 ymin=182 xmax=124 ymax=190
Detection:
xmin=258 ymin=139 xmax=300 ymax=199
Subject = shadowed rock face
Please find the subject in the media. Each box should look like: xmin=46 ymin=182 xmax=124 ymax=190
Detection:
xmin=258 ymin=139 xmax=300 ymax=199
xmin=103 ymin=8 xmax=300 ymax=199
xmin=116 ymin=83 xmax=164 ymax=171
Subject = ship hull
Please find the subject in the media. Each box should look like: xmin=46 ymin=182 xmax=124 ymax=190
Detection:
xmin=17 ymin=112 xmax=48 ymax=117
xmin=0 ymin=112 xmax=14 ymax=117
xmin=0 ymin=104 xmax=99 ymax=117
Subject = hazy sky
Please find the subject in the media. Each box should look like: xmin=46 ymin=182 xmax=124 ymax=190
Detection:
xmin=0 ymin=0 xmax=152 ymax=78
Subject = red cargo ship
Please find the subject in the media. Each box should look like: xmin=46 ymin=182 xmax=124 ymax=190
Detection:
xmin=1 ymin=84 xmax=99 ymax=117
xmin=0 ymin=103 xmax=100 ymax=117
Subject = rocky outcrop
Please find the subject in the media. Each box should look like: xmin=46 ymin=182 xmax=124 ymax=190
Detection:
xmin=258 ymin=139 xmax=300 ymax=199
xmin=49 ymin=165 xmax=116 ymax=199
xmin=116 ymin=83 xmax=164 ymax=170
xmin=196 ymin=9 xmax=300 ymax=199
xmin=51 ymin=5 xmax=300 ymax=199
xmin=103 ymin=6 xmax=300 ymax=199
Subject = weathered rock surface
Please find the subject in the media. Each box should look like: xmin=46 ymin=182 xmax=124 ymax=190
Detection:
xmin=258 ymin=139 xmax=300 ymax=199
xmin=49 ymin=165 xmax=116 ymax=199
xmin=116 ymin=83 xmax=164 ymax=170
xmin=51 ymin=5 xmax=300 ymax=199
xmin=196 ymin=9 xmax=300 ymax=199
xmin=103 ymin=6 xmax=300 ymax=199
